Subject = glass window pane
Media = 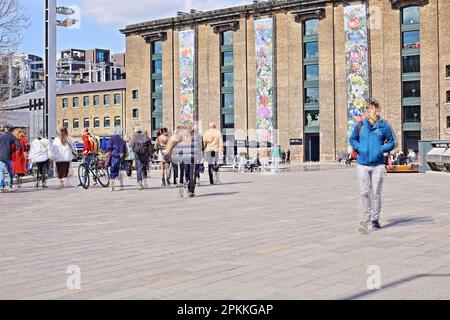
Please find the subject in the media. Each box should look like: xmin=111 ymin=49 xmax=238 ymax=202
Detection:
xmin=83 ymin=96 xmax=89 ymax=106
xmin=447 ymin=91 xmax=450 ymax=103
xmin=403 ymin=81 xmax=420 ymax=98
xmin=304 ymin=19 xmax=319 ymax=36
xmin=222 ymin=52 xmax=233 ymax=67
xmin=152 ymin=116 xmax=163 ymax=129
xmin=73 ymin=119 xmax=79 ymax=129
xmin=114 ymin=94 xmax=121 ymax=104
xmin=222 ymin=94 xmax=234 ymax=109
xmin=304 ymin=87 xmax=319 ymax=104
xmin=403 ymin=106 xmax=421 ymax=123
xmin=447 ymin=65 xmax=450 ymax=78
xmin=403 ymin=31 xmax=420 ymax=49
xmin=62 ymin=98 xmax=68 ymax=108
xmin=222 ymin=31 xmax=233 ymax=46
xmin=94 ymin=118 xmax=100 ymax=128
xmin=114 ymin=117 xmax=121 ymax=127
xmin=153 ymin=41 xmax=162 ymax=54
xmin=73 ymin=97 xmax=79 ymax=108
xmin=152 ymin=60 xmax=162 ymax=74
xmin=104 ymin=95 xmax=110 ymax=105
xmin=305 ymin=65 xmax=319 ymax=81
xmin=304 ymin=42 xmax=318 ymax=59
xmin=132 ymin=109 xmax=139 ymax=119
xmin=152 ymin=98 xmax=162 ymax=113
xmin=305 ymin=110 xmax=320 ymax=127
xmin=63 ymin=120 xmax=68 ymax=128
xmin=104 ymin=118 xmax=110 ymax=128
xmin=402 ymin=6 xmax=420 ymax=25
xmin=153 ymin=79 xmax=162 ymax=94
xmin=84 ymin=118 xmax=89 ymax=128
xmin=222 ymin=114 xmax=234 ymax=129
xmin=222 ymin=73 xmax=233 ymax=88
xmin=447 ymin=116 xmax=450 ymax=129
xmin=94 ymin=95 xmax=99 ymax=106
xmin=402 ymin=55 xmax=420 ymax=73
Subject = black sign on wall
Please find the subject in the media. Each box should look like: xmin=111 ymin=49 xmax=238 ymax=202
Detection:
xmin=290 ymin=138 xmax=303 ymax=146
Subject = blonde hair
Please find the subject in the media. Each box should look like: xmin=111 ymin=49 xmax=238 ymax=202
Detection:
xmin=13 ymin=128 xmax=24 ymax=139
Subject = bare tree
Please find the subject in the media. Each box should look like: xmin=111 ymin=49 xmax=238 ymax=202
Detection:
xmin=0 ymin=0 xmax=29 ymax=122
xmin=0 ymin=0 xmax=30 ymax=54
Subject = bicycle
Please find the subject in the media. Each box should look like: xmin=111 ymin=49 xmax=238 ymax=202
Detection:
xmin=78 ymin=155 xmax=110 ymax=189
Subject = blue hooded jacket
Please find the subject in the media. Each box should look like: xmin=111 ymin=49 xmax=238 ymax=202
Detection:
xmin=349 ymin=118 xmax=396 ymax=166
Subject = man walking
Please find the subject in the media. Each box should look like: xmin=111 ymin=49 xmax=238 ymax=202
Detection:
xmin=203 ymin=122 xmax=223 ymax=185
xmin=0 ymin=127 xmax=21 ymax=192
xmin=131 ymin=129 xmax=152 ymax=190
xmin=349 ymin=98 xmax=396 ymax=232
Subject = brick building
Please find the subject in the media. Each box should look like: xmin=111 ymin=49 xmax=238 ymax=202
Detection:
xmin=120 ymin=0 xmax=450 ymax=162
xmin=56 ymin=80 xmax=126 ymax=142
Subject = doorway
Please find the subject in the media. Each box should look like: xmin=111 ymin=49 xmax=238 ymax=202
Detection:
xmin=305 ymin=133 xmax=320 ymax=162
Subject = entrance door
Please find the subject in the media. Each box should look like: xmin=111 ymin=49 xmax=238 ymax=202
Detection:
xmin=403 ymin=131 xmax=421 ymax=153
xmin=305 ymin=133 xmax=320 ymax=162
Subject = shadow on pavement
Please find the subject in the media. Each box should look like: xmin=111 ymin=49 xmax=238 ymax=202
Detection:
xmin=342 ymin=273 xmax=450 ymax=300
xmin=383 ymin=217 xmax=434 ymax=229
xmin=195 ymin=192 xmax=240 ymax=198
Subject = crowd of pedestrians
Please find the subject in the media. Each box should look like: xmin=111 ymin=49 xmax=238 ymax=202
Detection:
xmin=2 ymin=97 xmax=400 ymax=234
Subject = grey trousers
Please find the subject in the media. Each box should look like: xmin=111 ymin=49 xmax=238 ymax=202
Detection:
xmin=357 ymin=164 xmax=386 ymax=223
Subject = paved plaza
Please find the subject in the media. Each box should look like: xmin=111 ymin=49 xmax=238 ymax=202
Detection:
xmin=1 ymin=168 xmax=450 ymax=300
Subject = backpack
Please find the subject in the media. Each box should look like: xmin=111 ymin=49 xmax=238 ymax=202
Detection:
xmin=133 ymin=138 xmax=149 ymax=155
xmin=89 ymin=136 xmax=100 ymax=155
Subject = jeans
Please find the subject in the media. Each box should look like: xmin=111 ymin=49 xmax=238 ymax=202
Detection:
xmin=184 ymin=163 xmax=196 ymax=194
xmin=205 ymin=151 xmax=219 ymax=184
xmin=110 ymin=157 xmax=122 ymax=180
xmin=36 ymin=161 xmax=49 ymax=184
xmin=0 ymin=160 xmax=13 ymax=188
xmin=357 ymin=164 xmax=387 ymax=223
xmin=83 ymin=155 xmax=94 ymax=182
xmin=135 ymin=155 xmax=148 ymax=182
xmin=173 ymin=162 xmax=185 ymax=184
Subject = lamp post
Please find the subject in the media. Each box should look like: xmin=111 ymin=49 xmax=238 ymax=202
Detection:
xmin=45 ymin=1 xmax=77 ymax=139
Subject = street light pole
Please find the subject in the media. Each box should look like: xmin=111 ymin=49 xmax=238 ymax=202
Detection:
xmin=45 ymin=0 xmax=57 ymax=140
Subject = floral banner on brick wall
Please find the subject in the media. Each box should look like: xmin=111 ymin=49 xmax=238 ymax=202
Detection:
xmin=255 ymin=18 xmax=274 ymax=145
xmin=179 ymin=29 xmax=196 ymax=125
xmin=344 ymin=4 xmax=370 ymax=140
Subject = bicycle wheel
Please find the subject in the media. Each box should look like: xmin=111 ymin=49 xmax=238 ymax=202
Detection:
xmin=96 ymin=166 xmax=110 ymax=188
xmin=78 ymin=163 xmax=90 ymax=189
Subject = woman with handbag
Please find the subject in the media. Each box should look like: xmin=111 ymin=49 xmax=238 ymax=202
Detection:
xmin=51 ymin=127 xmax=75 ymax=188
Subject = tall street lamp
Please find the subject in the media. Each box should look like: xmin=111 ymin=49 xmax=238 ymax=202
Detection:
xmin=45 ymin=1 xmax=78 ymax=139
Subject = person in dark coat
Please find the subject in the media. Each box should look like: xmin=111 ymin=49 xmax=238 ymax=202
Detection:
xmin=0 ymin=127 xmax=21 ymax=191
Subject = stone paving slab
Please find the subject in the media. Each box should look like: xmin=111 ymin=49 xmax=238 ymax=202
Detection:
xmin=0 ymin=168 xmax=449 ymax=300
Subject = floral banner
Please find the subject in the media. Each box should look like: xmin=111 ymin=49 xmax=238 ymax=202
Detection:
xmin=255 ymin=18 xmax=274 ymax=144
xmin=179 ymin=29 xmax=196 ymax=125
xmin=344 ymin=4 xmax=370 ymax=139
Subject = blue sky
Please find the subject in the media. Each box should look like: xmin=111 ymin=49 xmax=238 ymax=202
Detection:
xmin=19 ymin=0 xmax=250 ymax=58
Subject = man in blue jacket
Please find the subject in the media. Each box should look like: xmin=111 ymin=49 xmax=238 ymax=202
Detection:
xmin=349 ymin=98 xmax=396 ymax=232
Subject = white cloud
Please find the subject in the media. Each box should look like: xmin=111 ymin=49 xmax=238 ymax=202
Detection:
xmin=81 ymin=0 xmax=251 ymax=26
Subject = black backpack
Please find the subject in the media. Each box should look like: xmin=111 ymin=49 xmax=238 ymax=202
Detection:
xmin=134 ymin=138 xmax=149 ymax=155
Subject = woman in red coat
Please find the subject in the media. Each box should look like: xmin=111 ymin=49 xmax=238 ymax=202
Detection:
xmin=12 ymin=128 xmax=29 ymax=187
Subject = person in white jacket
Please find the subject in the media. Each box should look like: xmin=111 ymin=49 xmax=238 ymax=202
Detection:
xmin=29 ymin=130 xmax=52 ymax=188
xmin=51 ymin=128 xmax=75 ymax=188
